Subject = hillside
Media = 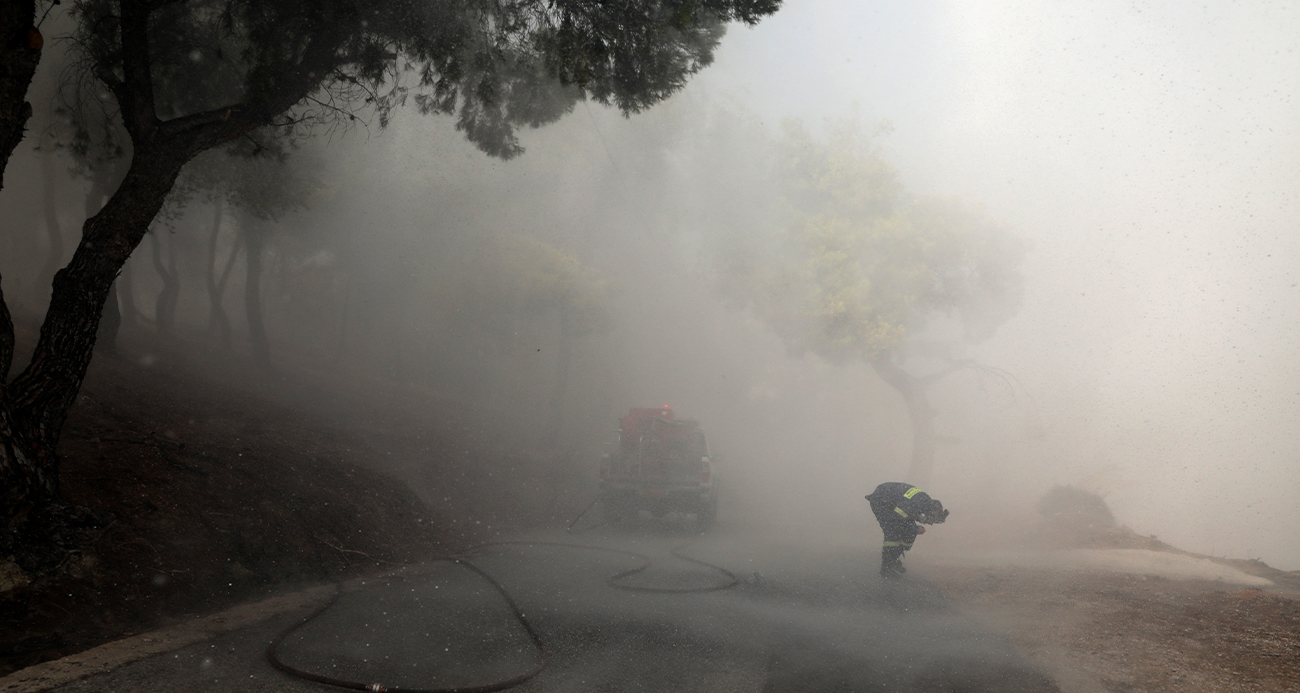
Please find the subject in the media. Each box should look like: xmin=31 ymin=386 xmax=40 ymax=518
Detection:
xmin=0 ymin=326 xmax=582 ymax=676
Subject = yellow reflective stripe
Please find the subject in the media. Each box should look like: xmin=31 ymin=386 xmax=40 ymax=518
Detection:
xmin=901 ymin=543 xmax=913 ymax=549
xmin=903 ymin=487 xmax=923 ymax=499
xmin=882 ymin=541 xmax=905 ymax=547
xmin=894 ymin=506 xmax=909 ymax=518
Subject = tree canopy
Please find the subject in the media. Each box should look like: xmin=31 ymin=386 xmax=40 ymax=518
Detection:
xmin=0 ymin=0 xmax=783 ymax=532
xmin=740 ymin=120 xmax=1025 ymax=361
xmin=722 ymin=119 xmax=1028 ymax=482
xmin=64 ymin=0 xmax=779 ymax=159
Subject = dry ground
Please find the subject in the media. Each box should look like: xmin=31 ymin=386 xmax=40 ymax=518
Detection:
xmin=928 ymin=546 xmax=1300 ymax=692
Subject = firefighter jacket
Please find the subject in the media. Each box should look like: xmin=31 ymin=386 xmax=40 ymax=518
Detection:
xmin=866 ymin=482 xmax=947 ymax=525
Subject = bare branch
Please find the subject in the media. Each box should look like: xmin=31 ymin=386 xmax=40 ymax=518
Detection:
xmin=117 ymin=0 xmax=158 ymax=139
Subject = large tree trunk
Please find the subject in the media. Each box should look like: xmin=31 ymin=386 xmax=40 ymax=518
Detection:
xmin=0 ymin=0 xmax=43 ymax=523
xmin=118 ymin=256 xmax=140 ymax=326
xmin=870 ymin=357 xmax=939 ymax=486
xmin=86 ymin=180 xmax=121 ymax=354
xmin=1 ymin=273 xmax=13 ymax=384
xmin=0 ymin=0 xmax=40 ymax=191
xmin=1 ymin=0 xmax=345 ymax=535
xmin=96 ymin=282 xmax=122 ymax=355
xmin=1 ymin=143 xmax=193 ymax=530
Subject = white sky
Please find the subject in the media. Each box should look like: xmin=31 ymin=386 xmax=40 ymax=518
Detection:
xmin=690 ymin=1 xmax=1300 ymax=569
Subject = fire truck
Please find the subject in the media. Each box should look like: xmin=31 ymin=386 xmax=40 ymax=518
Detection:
xmin=598 ymin=406 xmax=718 ymax=530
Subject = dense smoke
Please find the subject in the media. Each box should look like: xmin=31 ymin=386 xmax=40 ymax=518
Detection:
xmin=2 ymin=1 xmax=1296 ymax=572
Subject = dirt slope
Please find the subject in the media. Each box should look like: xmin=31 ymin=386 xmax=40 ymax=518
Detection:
xmin=932 ymin=564 xmax=1300 ymax=692
xmin=924 ymin=518 xmax=1300 ymax=692
xmin=0 ymin=328 xmax=572 ymax=676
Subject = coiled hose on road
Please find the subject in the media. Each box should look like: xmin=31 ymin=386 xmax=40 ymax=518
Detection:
xmin=266 ymin=522 xmax=739 ymax=692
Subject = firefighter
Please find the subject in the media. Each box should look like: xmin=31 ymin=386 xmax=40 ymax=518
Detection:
xmin=866 ymin=482 xmax=949 ymax=579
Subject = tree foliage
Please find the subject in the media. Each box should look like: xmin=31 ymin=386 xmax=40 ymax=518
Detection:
xmin=721 ymin=119 xmax=1027 ymax=481
xmin=64 ymin=0 xmax=778 ymax=159
xmin=735 ymin=119 xmax=1026 ymax=364
xmin=171 ymin=139 xmax=322 ymax=224
xmin=0 ymin=0 xmax=782 ymax=532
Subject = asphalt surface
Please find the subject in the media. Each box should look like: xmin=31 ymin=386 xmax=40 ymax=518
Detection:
xmin=30 ymin=522 xmax=1058 ymax=693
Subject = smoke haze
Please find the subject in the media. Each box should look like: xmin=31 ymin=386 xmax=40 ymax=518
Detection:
xmin=700 ymin=1 xmax=1300 ymax=567
xmin=2 ymin=1 xmax=1296 ymax=572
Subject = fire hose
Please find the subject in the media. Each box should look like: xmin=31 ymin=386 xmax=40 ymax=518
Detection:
xmin=266 ymin=535 xmax=738 ymax=692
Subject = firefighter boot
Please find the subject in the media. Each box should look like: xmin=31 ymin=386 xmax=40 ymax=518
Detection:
xmin=880 ymin=545 xmax=906 ymax=579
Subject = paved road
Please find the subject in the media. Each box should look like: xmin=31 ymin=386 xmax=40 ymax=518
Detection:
xmin=41 ymin=523 xmax=1057 ymax=692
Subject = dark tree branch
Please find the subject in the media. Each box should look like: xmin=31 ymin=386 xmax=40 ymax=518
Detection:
xmin=2 ymin=9 xmax=348 ymax=439
xmin=5 ymin=142 xmax=193 ymax=437
xmin=154 ymin=102 xmax=250 ymax=139
xmin=151 ymin=26 xmax=347 ymax=155
xmin=117 ymin=0 xmax=159 ymax=140
xmin=0 ymin=0 xmax=41 ymax=191
xmin=94 ymin=63 xmax=127 ymax=111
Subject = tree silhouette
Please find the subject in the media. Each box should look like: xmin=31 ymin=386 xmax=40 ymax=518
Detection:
xmin=723 ymin=120 xmax=1027 ymax=484
xmin=0 ymin=0 xmax=44 ymax=191
xmin=1 ymin=0 xmax=782 ymax=534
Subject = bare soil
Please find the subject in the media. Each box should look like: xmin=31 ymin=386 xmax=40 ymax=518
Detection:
xmin=930 ymin=542 xmax=1300 ymax=691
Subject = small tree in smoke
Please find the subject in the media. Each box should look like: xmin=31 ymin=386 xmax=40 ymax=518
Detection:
xmin=721 ymin=119 xmax=1028 ymax=484
xmin=0 ymin=0 xmax=781 ymax=540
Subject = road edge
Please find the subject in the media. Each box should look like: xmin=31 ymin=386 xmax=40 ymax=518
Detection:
xmin=0 ymin=584 xmax=336 ymax=693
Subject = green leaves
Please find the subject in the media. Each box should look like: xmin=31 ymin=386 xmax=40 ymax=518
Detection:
xmin=727 ymin=119 xmax=1025 ymax=363
xmin=66 ymin=0 xmax=781 ymax=160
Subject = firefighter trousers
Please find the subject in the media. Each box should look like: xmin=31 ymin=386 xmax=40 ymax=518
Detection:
xmin=869 ymin=497 xmax=919 ymax=569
